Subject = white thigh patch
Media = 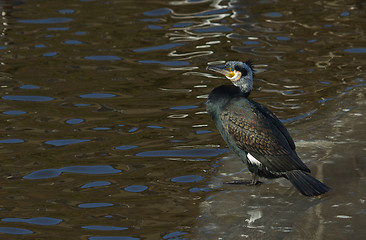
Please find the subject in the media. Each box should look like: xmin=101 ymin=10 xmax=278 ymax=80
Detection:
xmin=247 ymin=153 xmax=262 ymax=167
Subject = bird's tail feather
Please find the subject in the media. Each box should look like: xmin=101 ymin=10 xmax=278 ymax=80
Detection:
xmin=286 ymin=170 xmax=330 ymax=196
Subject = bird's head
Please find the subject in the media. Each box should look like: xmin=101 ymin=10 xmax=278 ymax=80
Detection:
xmin=206 ymin=60 xmax=255 ymax=93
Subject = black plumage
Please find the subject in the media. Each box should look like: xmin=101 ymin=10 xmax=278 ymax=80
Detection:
xmin=206 ymin=61 xmax=330 ymax=196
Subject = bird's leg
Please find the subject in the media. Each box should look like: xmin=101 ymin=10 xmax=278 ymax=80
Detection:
xmin=251 ymin=173 xmax=259 ymax=185
xmin=224 ymin=173 xmax=262 ymax=186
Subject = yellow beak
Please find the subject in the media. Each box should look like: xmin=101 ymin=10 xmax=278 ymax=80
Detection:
xmin=206 ymin=65 xmax=235 ymax=78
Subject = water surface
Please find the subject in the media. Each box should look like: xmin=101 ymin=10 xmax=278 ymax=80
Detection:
xmin=0 ymin=0 xmax=365 ymax=239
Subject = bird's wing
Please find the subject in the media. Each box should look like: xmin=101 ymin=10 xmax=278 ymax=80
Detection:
xmin=252 ymin=100 xmax=296 ymax=150
xmin=220 ymin=97 xmax=309 ymax=173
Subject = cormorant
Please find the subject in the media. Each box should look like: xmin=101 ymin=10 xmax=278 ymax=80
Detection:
xmin=206 ymin=61 xmax=330 ymax=196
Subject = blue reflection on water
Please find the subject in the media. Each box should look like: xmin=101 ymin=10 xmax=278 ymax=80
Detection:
xmin=124 ymin=185 xmax=148 ymax=193
xmin=136 ymin=148 xmax=229 ymax=157
xmin=65 ymin=118 xmax=84 ymax=124
xmin=82 ymin=225 xmax=128 ymax=231
xmin=148 ymin=25 xmax=162 ymax=30
xmin=93 ymin=127 xmax=110 ymax=131
xmin=18 ymin=18 xmax=73 ymax=24
xmin=171 ymin=175 xmax=204 ymax=183
xmin=2 ymin=110 xmax=26 ymax=115
xmin=320 ymin=81 xmax=330 ymax=84
xmin=0 ymin=139 xmax=24 ymax=144
xmin=23 ymin=169 xmax=62 ymax=179
xmin=163 ymin=231 xmax=188 ymax=239
xmin=318 ymin=98 xmax=334 ymax=103
xmin=344 ymin=82 xmax=366 ymax=91
xmin=35 ymin=44 xmax=46 ymax=48
xmin=147 ymin=125 xmax=163 ymax=129
xmin=276 ymin=36 xmax=290 ymax=41
xmin=170 ymin=105 xmax=198 ymax=110
xmin=189 ymin=187 xmax=210 ymax=193
xmin=23 ymin=165 xmax=121 ymax=179
xmin=344 ymin=48 xmax=366 ymax=53
xmin=20 ymin=85 xmax=40 ymax=89
xmin=143 ymin=8 xmax=171 ymax=16
xmin=75 ymin=31 xmax=87 ymax=35
xmin=80 ymin=93 xmax=116 ymax=98
xmin=133 ymin=43 xmax=185 ymax=52
xmin=243 ymin=41 xmax=259 ymax=45
xmin=140 ymin=18 xmax=159 ymax=22
xmin=74 ymin=103 xmax=91 ymax=106
xmin=59 ymin=9 xmax=75 ymax=14
xmin=128 ymin=127 xmax=138 ymax=133
xmin=62 ymin=166 xmax=120 ymax=174
xmin=78 ymin=203 xmax=114 ymax=208
xmin=340 ymin=11 xmax=350 ymax=17
xmin=115 ymin=145 xmax=138 ymax=150
xmin=264 ymin=12 xmax=282 ymax=17
xmin=81 ymin=181 xmax=111 ymax=189
xmin=43 ymin=52 xmax=58 ymax=57
xmin=2 ymin=217 xmax=62 ymax=226
xmin=280 ymin=109 xmax=316 ymax=124
xmin=0 ymin=227 xmax=33 ymax=235
xmin=2 ymin=95 xmax=54 ymax=101
xmin=283 ymin=89 xmax=305 ymax=95
xmin=65 ymin=40 xmax=82 ymax=45
xmin=45 ymin=139 xmax=90 ymax=146
xmin=172 ymin=22 xmax=193 ymax=28
xmin=196 ymin=130 xmax=211 ymax=135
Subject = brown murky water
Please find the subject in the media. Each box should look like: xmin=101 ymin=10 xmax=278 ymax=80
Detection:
xmin=0 ymin=0 xmax=365 ymax=239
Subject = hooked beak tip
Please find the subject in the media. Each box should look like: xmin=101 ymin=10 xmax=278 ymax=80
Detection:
xmin=206 ymin=65 xmax=216 ymax=71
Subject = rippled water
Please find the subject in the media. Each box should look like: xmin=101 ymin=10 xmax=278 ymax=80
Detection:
xmin=1 ymin=0 xmax=365 ymax=239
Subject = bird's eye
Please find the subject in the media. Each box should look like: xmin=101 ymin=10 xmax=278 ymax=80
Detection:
xmin=230 ymin=68 xmax=234 ymax=72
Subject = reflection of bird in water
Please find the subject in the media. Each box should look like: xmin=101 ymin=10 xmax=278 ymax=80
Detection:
xmin=206 ymin=61 xmax=330 ymax=196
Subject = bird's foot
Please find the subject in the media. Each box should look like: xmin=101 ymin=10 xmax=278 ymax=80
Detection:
xmin=224 ymin=180 xmax=263 ymax=186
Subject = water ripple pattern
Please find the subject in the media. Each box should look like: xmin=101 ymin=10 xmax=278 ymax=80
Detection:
xmin=2 ymin=217 xmax=62 ymax=226
xmin=2 ymin=95 xmax=54 ymax=101
xmin=45 ymin=139 xmax=90 ymax=146
xmin=136 ymin=148 xmax=229 ymax=158
xmin=23 ymin=165 xmax=121 ymax=180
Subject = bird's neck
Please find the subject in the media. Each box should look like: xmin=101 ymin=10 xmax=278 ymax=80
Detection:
xmin=234 ymin=77 xmax=253 ymax=96
xmin=238 ymin=84 xmax=252 ymax=95
xmin=236 ymin=85 xmax=251 ymax=98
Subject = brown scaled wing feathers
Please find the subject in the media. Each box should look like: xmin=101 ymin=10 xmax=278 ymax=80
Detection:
xmin=220 ymin=97 xmax=310 ymax=173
